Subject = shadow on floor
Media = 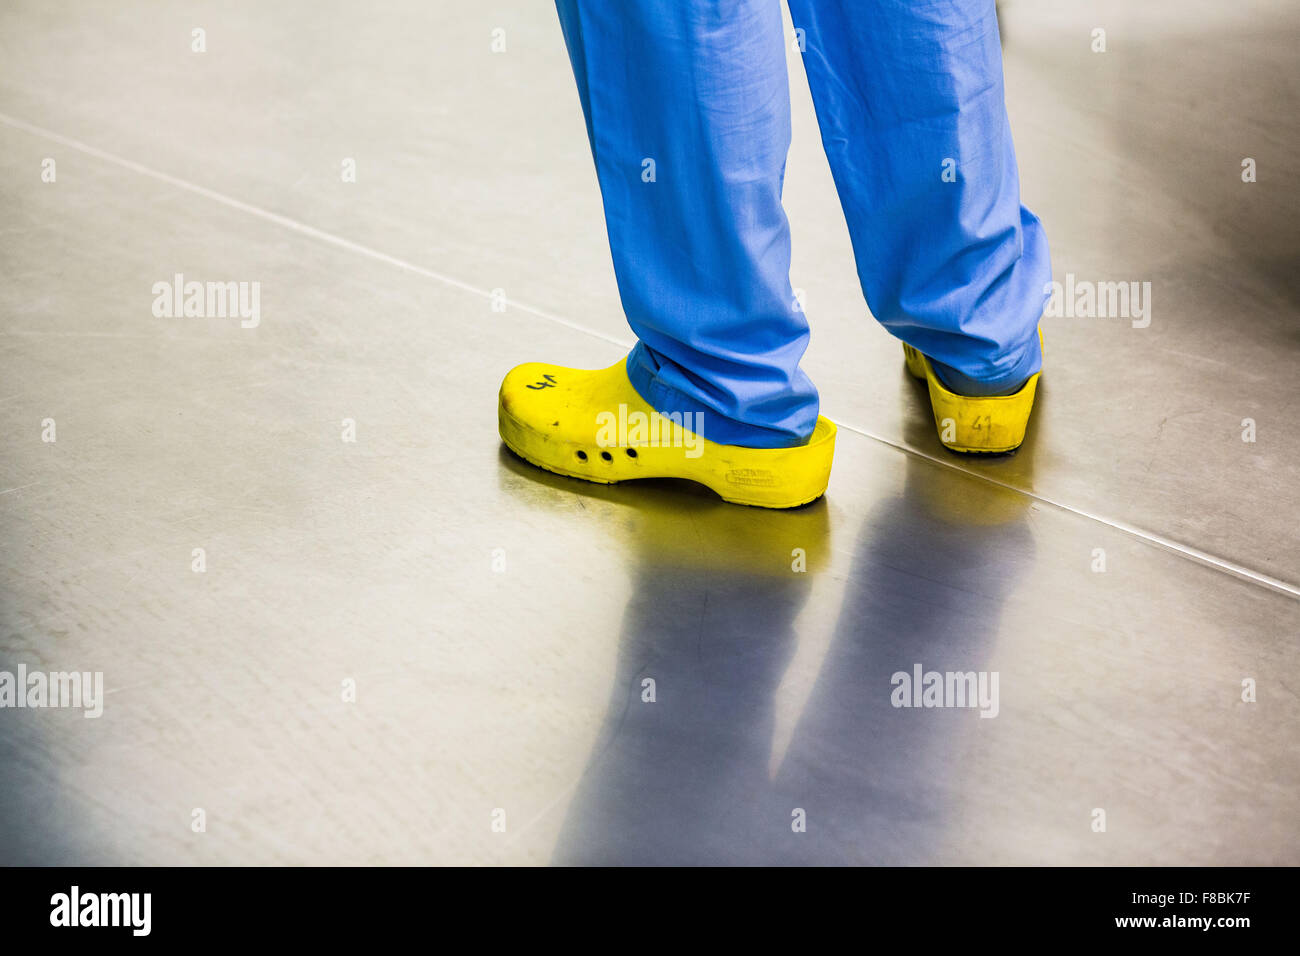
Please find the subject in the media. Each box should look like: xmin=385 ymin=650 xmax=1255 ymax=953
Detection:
xmin=499 ymin=442 xmax=1037 ymax=863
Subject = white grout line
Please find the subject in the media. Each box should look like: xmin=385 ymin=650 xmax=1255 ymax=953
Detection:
xmin=3 ymin=111 xmax=1297 ymax=601
xmin=0 ymin=112 xmax=634 ymax=352
xmin=835 ymin=419 xmax=1300 ymax=599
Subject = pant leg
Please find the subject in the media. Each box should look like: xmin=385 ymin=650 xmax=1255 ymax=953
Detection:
xmin=786 ymin=0 xmax=1050 ymax=393
xmin=554 ymin=0 xmax=818 ymax=448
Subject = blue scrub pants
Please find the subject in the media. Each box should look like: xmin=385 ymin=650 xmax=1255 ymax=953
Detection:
xmin=555 ymin=0 xmax=1050 ymax=448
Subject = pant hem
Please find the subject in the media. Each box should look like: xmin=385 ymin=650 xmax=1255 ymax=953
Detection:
xmin=624 ymin=348 xmax=814 ymax=450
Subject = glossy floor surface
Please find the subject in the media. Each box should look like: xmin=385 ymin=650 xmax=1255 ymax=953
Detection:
xmin=1 ymin=0 xmax=1297 ymax=864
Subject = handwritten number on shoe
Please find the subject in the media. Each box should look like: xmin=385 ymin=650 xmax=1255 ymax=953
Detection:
xmin=526 ymin=374 xmax=558 ymax=390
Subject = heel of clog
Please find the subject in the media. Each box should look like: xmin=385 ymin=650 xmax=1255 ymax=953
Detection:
xmin=924 ymin=374 xmax=1039 ymax=454
xmin=708 ymin=416 xmax=838 ymax=509
xmin=901 ymin=328 xmax=1043 ymax=454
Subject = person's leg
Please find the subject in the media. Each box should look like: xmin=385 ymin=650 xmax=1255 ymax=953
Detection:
xmin=553 ymin=0 xmax=818 ymax=448
xmin=786 ymin=0 xmax=1049 ymax=397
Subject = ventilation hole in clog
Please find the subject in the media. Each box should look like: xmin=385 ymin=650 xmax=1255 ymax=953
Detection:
xmin=600 ymin=451 xmax=613 ymax=462
xmin=626 ymin=448 xmax=637 ymax=458
xmin=575 ymin=450 xmax=587 ymax=461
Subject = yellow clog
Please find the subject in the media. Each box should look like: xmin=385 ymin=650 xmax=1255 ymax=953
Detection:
xmin=498 ymin=359 xmax=836 ymax=509
xmin=902 ymin=328 xmax=1043 ymax=454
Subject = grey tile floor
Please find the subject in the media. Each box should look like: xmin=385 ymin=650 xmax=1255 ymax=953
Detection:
xmin=0 ymin=0 xmax=1296 ymax=864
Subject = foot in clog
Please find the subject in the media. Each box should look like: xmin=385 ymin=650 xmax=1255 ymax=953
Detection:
xmin=498 ymin=358 xmax=836 ymax=508
xmin=902 ymin=328 xmax=1043 ymax=454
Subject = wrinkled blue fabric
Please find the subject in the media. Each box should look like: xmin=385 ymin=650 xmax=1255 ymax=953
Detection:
xmin=555 ymin=0 xmax=1050 ymax=447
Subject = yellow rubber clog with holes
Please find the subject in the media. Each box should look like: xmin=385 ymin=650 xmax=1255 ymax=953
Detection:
xmin=902 ymin=328 xmax=1044 ymax=454
xmin=498 ymin=359 xmax=836 ymax=509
